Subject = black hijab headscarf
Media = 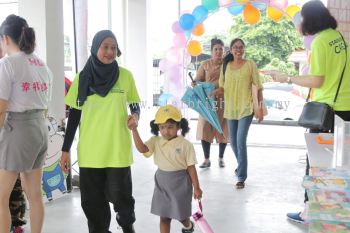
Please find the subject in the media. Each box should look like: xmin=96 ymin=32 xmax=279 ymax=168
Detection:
xmin=77 ymin=30 xmax=122 ymax=107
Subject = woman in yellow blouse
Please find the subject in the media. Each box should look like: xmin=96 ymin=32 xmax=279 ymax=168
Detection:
xmin=193 ymin=38 xmax=228 ymax=169
xmin=212 ymin=38 xmax=264 ymax=189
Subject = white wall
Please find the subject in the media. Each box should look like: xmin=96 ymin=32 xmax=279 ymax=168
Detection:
xmin=19 ymin=0 xmax=65 ymax=124
xmin=328 ymin=0 xmax=350 ymax=43
xmin=74 ymin=0 xmax=88 ymax=71
xmin=125 ymin=0 xmax=152 ymax=107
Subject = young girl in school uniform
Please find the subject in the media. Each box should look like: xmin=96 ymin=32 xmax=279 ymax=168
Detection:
xmin=128 ymin=105 xmax=202 ymax=233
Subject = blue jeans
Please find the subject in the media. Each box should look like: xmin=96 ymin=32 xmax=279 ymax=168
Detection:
xmin=227 ymin=114 xmax=253 ymax=182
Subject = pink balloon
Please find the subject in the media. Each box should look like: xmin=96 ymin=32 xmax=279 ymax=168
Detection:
xmin=167 ymin=65 xmax=182 ymax=82
xmin=166 ymin=47 xmax=182 ymax=64
xmin=219 ymin=0 xmax=233 ymax=7
xmin=173 ymin=33 xmax=187 ymax=48
xmin=303 ymin=35 xmax=316 ymax=51
xmin=270 ymin=0 xmax=288 ymax=10
xmin=302 ymin=64 xmax=310 ymax=75
xmin=159 ymin=59 xmax=168 ymax=72
xmin=168 ymin=78 xmax=184 ymax=97
xmin=172 ymin=21 xmax=183 ymax=33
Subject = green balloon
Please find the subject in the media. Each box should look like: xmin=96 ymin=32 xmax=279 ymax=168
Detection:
xmin=201 ymin=0 xmax=218 ymax=12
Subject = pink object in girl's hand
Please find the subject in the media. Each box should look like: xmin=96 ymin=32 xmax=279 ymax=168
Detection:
xmin=192 ymin=200 xmax=215 ymax=233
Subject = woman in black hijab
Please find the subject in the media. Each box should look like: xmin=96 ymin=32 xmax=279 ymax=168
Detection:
xmin=60 ymin=30 xmax=140 ymax=233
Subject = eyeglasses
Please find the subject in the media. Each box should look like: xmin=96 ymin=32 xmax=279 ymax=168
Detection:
xmin=232 ymin=46 xmax=244 ymax=50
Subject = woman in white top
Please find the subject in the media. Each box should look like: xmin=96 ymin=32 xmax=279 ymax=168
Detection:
xmin=0 ymin=15 xmax=52 ymax=233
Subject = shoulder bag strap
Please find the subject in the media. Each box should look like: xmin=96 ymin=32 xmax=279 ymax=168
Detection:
xmin=333 ymin=32 xmax=348 ymax=104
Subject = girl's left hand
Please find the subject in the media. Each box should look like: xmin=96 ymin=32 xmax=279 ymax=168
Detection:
xmin=194 ymin=188 xmax=203 ymax=200
xmin=127 ymin=114 xmax=138 ymax=130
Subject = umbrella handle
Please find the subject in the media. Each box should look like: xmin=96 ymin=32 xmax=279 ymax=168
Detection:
xmin=188 ymin=72 xmax=194 ymax=82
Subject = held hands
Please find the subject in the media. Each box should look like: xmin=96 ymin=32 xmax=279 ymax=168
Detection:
xmin=60 ymin=151 xmax=70 ymax=174
xmin=194 ymin=187 xmax=203 ymax=200
xmin=127 ymin=114 xmax=139 ymax=131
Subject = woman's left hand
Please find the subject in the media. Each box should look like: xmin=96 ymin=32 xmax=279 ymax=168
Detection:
xmin=255 ymin=108 xmax=264 ymax=123
xmin=127 ymin=114 xmax=138 ymax=130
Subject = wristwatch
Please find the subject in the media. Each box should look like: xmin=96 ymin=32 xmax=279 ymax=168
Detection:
xmin=287 ymin=76 xmax=292 ymax=84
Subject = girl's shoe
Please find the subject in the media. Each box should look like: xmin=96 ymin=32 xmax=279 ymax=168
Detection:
xmin=13 ymin=226 xmax=24 ymax=233
xmin=199 ymin=160 xmax=211 ymax=168
xmin=182 ymin=221 xmax=194 ymax=233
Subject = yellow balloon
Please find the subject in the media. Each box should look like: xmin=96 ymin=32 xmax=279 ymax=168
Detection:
xmin=237 ymin=0 xmax=249 ymax=4
xmin=192 ymin=23 xmax=205 ymax=36
xmin=243 ymin=3 xmax=260 ymax=25
xmin=187 ymin=40 xmax=202 ymax=56
xmin=267 ymin=6 xmax=283 ymax=21
xmin=285 ymin=5 xmax=301 ymax=21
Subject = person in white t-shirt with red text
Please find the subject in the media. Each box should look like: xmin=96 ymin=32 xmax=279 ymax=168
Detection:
xmin=0 ymin=14 xmax=52 ymax=233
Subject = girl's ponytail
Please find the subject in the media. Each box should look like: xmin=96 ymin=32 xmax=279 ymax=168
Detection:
xmin=150 ymin=120 xmax=159 ymax=136
xmin=179 ymin=118 xmax=190 ymax=136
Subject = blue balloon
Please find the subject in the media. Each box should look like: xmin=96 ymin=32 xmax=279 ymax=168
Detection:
xmin=179 ymin=13 xmax=196 ymax=31
xmin=252 ymin=2 xmax=267 ymax=11
xmin=227 ymin=4 xmax=244 ymax=16
xmin=184 ymin=30 xmax=192 ymax=40
xmin=158 ymin=93 xmax=173 ymax=106
xmin=293 ymin=11 xmax=302 ymax=28
xmin=192 ymin=5 xmax=208 ymax=23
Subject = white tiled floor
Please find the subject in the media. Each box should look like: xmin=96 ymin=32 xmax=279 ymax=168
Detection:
xmin=23 ymin=110 xmax=310 ymax=232
xmin=26 ymin=141 xmax=309 ymax=233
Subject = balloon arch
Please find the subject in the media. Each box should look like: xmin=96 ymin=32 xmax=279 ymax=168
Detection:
xmin=158 ymin=0 xmax=313 ymax=106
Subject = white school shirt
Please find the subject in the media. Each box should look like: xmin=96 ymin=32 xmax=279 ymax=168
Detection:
xmin=0 ymin=52 xmax=52 ymax=112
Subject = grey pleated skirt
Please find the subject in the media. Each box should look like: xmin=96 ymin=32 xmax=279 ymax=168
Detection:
xmin=151 ymin=169 xmax=192 ymax=220
xmin=0 ymin=110 xmax=48 ymax=172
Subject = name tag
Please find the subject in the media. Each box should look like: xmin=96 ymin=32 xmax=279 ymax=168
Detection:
xmin=110 ymin=88 xmax=125 ymax=94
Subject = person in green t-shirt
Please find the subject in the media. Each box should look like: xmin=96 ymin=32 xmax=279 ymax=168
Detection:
xmin=271 ymin=0 xmax=350 ymax=224
xmin=60 ymin=30 xmax=140 ymax=233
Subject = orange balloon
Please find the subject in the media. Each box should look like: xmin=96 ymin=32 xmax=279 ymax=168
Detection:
xmin=267 ymin=6 xmax=283 ymax=21
xmin=187 ymin=40 xmax=202 ymax=56
xmin=192 ymin=23 xmax=205 ymax=36
xmin=243 ymin=3 xmax=260 ymax=25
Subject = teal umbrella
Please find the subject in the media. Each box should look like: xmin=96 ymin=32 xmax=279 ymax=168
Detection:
xmin=181 ymin=82 xmax=224 ymax=135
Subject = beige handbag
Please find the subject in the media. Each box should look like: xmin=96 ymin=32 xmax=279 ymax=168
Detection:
xmin=252 ymin=84 xmax=268 ymax=119
xmin=248 ymin=61 xmax=267 ymax=119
